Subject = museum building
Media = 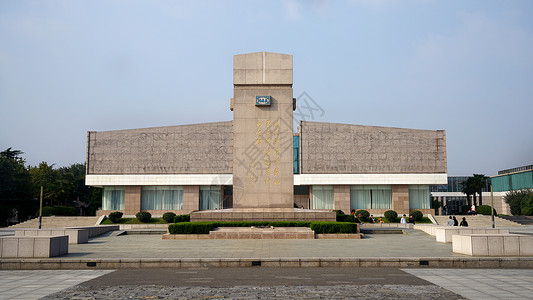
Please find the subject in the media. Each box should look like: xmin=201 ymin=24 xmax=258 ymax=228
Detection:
xmin=85 ymin=52 xmax=447 ymax=218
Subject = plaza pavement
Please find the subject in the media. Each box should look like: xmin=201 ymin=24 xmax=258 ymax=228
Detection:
xmin=1 ymin=227 xmax=533 ymax=299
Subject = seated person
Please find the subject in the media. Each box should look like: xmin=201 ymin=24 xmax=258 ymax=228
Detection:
xmin=460 ymin=217 xmax=468 ymax=227
xmin=369 ymin=215 xmax=375 ymax=223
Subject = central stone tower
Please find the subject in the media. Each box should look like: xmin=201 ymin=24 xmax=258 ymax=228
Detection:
xmin=231 ymin=52 xmax=295 ymax=210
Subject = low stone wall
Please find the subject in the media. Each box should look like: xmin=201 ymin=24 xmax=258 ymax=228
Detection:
xmin=414 ymin=224 xmax=442 ymax=236
xmin=210 ymin=227 xmax=315 ymax=239
xmin=119 ymin=224 xmax=169 ymax=230
xmin=14 ymin=229 xmax=88 ymax=244
xmin=0 ymin=236 xmax=68 ymax=258
xmin=66 ymin=225 xmax=119 ymax=238
xmin=452 ymin=234 xmax=533 ymax=256
xmin=436 ymin=228 xmax=509 ymax=243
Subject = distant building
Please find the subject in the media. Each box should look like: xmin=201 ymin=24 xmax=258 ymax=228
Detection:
xmin=432 ymin=165 xmax=533 ymax=216
xmin=85 ymin=52 xmax=448 ymax=219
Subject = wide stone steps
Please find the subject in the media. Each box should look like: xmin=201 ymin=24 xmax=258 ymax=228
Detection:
xmin=9 ymin=216 xmax=100 ymax=228
xmin=498 ymin=216 xmax=533 ymax=225
xmin=433 ymin=215 xmax=523 ymax=227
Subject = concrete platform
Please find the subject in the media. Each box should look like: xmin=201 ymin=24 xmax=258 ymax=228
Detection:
xmin=452 ymin=233 xmax=533 ymax=256
xmin=14 ymin=229 xmax=89 ymax=244
xmin=0 ymin=236 xmax=68 ymax=258
xmin=435 ymin=227 xmax=509 ymax=243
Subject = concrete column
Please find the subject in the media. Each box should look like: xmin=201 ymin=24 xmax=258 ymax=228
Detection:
xmin=124 ymin=186 xmax=141 ymax=215
xmin=183 ymin=186 xmax=200 ymax=213
xmin=334 ymin=185 xmax=350 ymax=214
xmin=392 ymin=185 xmax=409 ymax=215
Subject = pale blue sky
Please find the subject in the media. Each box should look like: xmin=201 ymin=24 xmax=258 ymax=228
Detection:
xmin=1 ymin=0 xmax=532 ymax=176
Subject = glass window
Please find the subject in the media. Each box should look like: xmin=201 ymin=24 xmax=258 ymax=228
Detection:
xmin=141 ymin=186 xmax=183 ymax=210
xmin=350 ymin=185 xmax=392 ymax=210
xmin=409 ymin=185 xmax=430 ymax=209
xmin=102 ymin=186 xmax=125 ymax=210
xmin=199 ymin=186 xmax=222 ymax=210
xmin=312 ymin=185 xmax=334 ymax=210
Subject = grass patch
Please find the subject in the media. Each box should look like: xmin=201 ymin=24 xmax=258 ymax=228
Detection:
xmin=101 ymin=218 xmax=168 ymax=225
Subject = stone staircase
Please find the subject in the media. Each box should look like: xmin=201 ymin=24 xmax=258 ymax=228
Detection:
xmin=9 ymin=216 xmax=100 ymax=228
xmin=432 ymin=215 xmax=523 ymax=227
xmin=498 ymin=216 xmax=533 ymax=225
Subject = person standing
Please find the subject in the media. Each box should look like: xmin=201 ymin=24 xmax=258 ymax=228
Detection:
xmin=460 ymin=217 xmax=469 ymax=227
xmin=400 ymin=214 xmax=407 ymax=224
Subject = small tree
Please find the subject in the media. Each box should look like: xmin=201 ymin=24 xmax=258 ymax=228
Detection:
xmin=136 ymin=211 xmax=151 ymax=223
xmin=162 ymin=212 xmax=176 ymax=223
xmin=384 ymin=210 xmax=398 ymax=222
xmin=355 ymin=210 xmax=370 ymax=222
xmin=108 ymin=211 xmax=123 ymax=223
xmin=410 ymin=210 xmax=423 ymax=221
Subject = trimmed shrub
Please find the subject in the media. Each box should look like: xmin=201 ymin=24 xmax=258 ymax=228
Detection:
xmin=355 ymin=210 xmax=370 ymax=222
xmin=477 ymin=205 xmax=497 ymax=216
xmin=310 ymin=222 xmax=358 ymax=234
xmin=384 ymin=210 xmax=398 ymax=222
xmin=173 ymin=214 xmax=191 ymax=223
xmin=162 ymin=212 xmax=176 ymax=223
xmin=168 ymin=222 xmax=215 ymax=234
xmin=334 ymin=210 xmax=345 ymax=215
xmin=136 ymin=211 xmax=152 ymax=223
xmin=410 ymin=210 xmax=423 ymax=221
xmin=108 ymin=211 xmax=123 ymax=223
xmin=336 ymin=213 xmax=354 ymax=222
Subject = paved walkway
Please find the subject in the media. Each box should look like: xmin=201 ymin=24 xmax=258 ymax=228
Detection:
xmin=0 ymin=269 xmax=113 ymax=300
xmin=1 ymin=268 xmax=532 ymax=299
xmin=404 ymin=268 xmax=533 ymax=300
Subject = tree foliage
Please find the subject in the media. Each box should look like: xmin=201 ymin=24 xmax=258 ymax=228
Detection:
xmin=504 ymin=189 xmax=533 ymax=216
xmin=0 ymin=147 xmax=102 ymax=225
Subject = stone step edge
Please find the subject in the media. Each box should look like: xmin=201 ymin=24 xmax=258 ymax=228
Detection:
xmin=161 ymin=233 xmax=364 ymax=240
xmin=1 ymin=257 xmax=532 ymax=269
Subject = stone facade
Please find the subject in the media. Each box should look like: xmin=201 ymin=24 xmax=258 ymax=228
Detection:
xmin=87 ymin=122 xmax=233 ymax=175
xmin=300 ymin=121 xmax=446 ymax=174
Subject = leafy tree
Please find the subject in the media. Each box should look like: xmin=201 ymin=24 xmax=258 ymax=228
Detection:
xmin=0 ymin=148 xmax=35 ymax=225
xmin=504 ymin=189 xmax=533 ymax=216
xmin=471 ymin=174 xmax=488 ymax=206
xmin=461 ymin=177 xmax=476 ymax=206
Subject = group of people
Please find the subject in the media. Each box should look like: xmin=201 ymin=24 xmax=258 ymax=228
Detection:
xmin=446 ymin=216 xmax=469 ymax=227
xmin=399 ymin=214 xmax=415 ymax=224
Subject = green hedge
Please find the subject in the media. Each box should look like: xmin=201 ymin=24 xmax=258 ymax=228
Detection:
xmin=168 ymin=221 xmax=356 ymax=235
xmin=477 ymin=205 xmax=497 ymax=215
xmin=310 ymin=222 xmax=358 ymax=234
xmin=173 ymin=214 xmax=191 ymax=223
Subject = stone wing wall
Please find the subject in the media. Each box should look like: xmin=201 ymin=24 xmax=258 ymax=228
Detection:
xmin=87 ymin=121 xmax=233 ymax=174
xmin=300 ymin=121 xmax=446 ymax=174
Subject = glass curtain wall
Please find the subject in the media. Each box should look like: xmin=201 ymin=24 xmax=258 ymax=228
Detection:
xmin=102 ymin=186 xmax=125 ymax=210
xmin=312 ymin=185 xmax=334 ymax=209
xmin=409 ymin=185 xmax=430 ymax=209
xmin=141 ymin=186 xmax=183 ymax=210
xmin=199 ymin=186 xmax=223 ymax=210
xmin=350 ymin=185 xmax=392 ymax=210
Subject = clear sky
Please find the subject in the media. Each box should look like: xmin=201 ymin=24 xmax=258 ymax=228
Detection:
xmin=1 ymin=0 xmax=532 ymax=176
